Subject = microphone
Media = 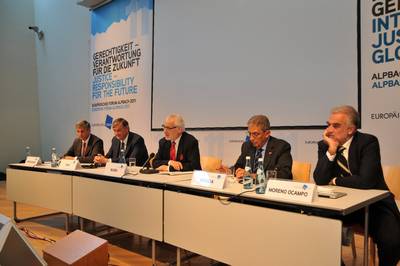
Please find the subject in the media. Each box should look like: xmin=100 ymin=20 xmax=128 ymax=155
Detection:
xmin=142 ymin=153 xmax=155 ymax=168
xmin=139 ymin=153 xmax=159 ymax=174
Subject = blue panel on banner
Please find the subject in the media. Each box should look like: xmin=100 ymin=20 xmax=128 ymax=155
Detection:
xmin=105 ymin=115 xmax=113 ymax=129
xmin=91 ymin=0 xmax=153 ymax=35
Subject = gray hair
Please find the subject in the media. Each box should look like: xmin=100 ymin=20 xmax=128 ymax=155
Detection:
xmin=331 ymin=105 xmax=360 ymax=127
xmin=167 ymin=114 xmax=185 ymax=130
xmin=75 ymin=120 xmax=91 ymax=130
xmin=247 ymin=115 xmax=270 ymax=131
xmin=112 ymin=118 xmax=129 ymax=129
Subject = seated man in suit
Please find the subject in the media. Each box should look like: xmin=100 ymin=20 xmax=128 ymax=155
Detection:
xmin=313 ymin=105 xmax=400 ymax=266
xmin=94 ymin=118 xmax=148 ymax=166
xmin=152 ymin=114 xmax=201 ymax=172
xmin=234 ymin=115 xmax=293 ymax=179
xmin=64 ymin=120 xmax=104 ymax=163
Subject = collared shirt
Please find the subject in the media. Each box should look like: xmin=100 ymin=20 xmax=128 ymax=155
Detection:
xmin=254 ymin=137 xmax=269 ymax=161
xmin=258 ymin=138 xmax=269 ymax=159
xmin=253 ymin=140 xmax=268 ymax=172
xmin=81 ymin=135 xmax=91 ymax=150
xmin=120 ymin=134 xmax=129 ymax=150
xmin=167 ymin=134 xmax=182 ymax=167
xmin=326 ymin=136 xmax=353 ymax=162
xmin=170 ymin=135 xmax=182 ymax=159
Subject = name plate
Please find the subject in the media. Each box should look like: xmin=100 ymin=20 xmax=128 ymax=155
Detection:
xmin=265 ymin=179 xmax=317 ymax=203
xmin=191 ymin=170 xmax=227 ymax=189
xmin=105 ymin=162 xmax=127 ymax=177
xmin=25 ymin=156 xmax=41 ymax=167
xmin=59 ymin=159 xmax=81 ymax=170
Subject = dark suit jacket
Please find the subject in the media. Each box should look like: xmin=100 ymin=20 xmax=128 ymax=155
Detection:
xmin=64 ymin=134 xmax=104 ymax=163
xmin=105 ymin=131 xmax=148 ymax=166
xmin=313 ymin=131 xmax=400 ymax=221
xmin=314 ymin=131 xmax=388 ymax=189
xmin=234 ymin=136 xmax=293 ymax=179
xmin=152 ymin=132 xmax=201 ymax=171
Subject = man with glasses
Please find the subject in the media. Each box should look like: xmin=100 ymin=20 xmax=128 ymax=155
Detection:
xmin=234 ymin=115 xmax=293 ymax=179
xmin=152 ymin=114 xmax=201 ymax=171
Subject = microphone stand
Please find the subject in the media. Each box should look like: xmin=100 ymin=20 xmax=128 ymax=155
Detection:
xmin=139 ymin=154 xmax=159 ymax=174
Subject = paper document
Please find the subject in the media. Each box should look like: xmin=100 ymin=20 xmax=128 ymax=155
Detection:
xmin=158 ymin=171 xmax=193 ymax=176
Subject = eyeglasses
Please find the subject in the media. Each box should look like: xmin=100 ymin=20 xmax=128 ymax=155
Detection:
xmin=248 ymin=131 xmax=266 ymax=138
xmin=162 ymin=124 xmax=177 ymax=130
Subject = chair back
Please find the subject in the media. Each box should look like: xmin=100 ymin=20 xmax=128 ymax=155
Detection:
xmin=383 ymin=165 xmax=400 ymax=200
xmin=200 ymin=156 xmax=222 ymax=173
xmin=292 ymin=161 xmax=311 ymax=183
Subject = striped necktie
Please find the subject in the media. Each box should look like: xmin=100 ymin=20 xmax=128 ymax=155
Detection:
xmin=253 ymin=148 xmax=263 ymax=172
xmin=336 ymin=146 xmax=351 ymax=177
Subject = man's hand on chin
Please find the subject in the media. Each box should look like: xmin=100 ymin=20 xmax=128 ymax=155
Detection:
xmin=323 ymin=129 xmax=339 ymax=156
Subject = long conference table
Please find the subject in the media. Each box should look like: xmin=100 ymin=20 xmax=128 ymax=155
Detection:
xmin=6 ymin=163 xmax=390 ymax=266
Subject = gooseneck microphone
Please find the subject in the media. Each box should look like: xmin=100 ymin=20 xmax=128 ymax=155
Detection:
xmin=139 ymin=153 xmax=159 ymax=174
xmin=142 ymin=153 xmax=155 ymax=168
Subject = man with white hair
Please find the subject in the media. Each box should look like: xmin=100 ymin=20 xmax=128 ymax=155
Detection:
xmin=314 ymin=105 xmax=400 ymax=266
xmin=152 ymin=114 xmax=201 ymax=171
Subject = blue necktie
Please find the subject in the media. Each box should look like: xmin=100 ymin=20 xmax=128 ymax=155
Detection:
xmin=253 ymin=148 xmax=263 ymax=172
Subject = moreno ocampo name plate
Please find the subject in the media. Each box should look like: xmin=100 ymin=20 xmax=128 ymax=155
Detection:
xmin=265 ymin=179 xmax=317 ymax=203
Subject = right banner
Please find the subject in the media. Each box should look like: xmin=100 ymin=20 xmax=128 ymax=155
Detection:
xmin=361 ymin=1 xmax=400 ymax=164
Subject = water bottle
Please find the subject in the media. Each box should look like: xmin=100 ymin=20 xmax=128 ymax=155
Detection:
xmin=25 ymin=146 xmax=31 ymax=157
xmin=51 ymin=147 xmax=59 ymax=167
xmin=243 ymin=156 xmax=253 ymax=189
xmin=119 ymin=148 xmax=126 ymax=164
xmin=255 ymin=158 xmax=266 ymax=194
